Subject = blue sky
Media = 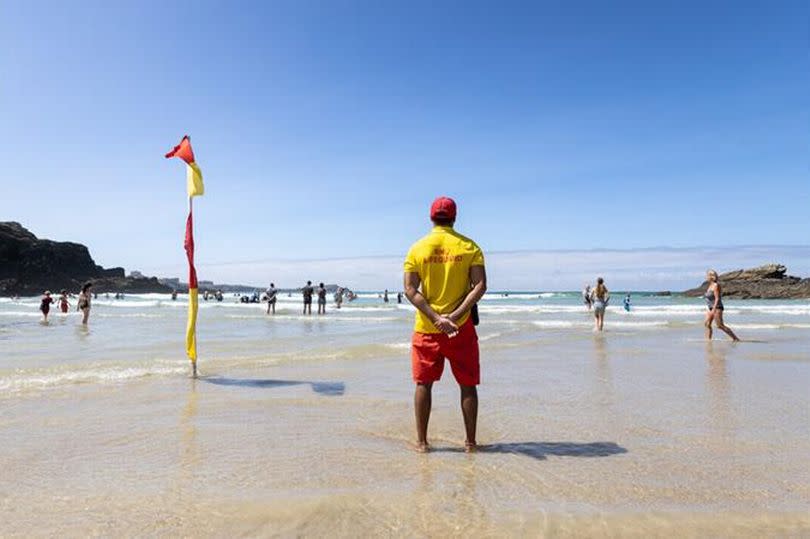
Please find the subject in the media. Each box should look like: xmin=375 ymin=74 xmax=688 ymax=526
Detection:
xmin=1 ymin=1 xmax=807 ymax=288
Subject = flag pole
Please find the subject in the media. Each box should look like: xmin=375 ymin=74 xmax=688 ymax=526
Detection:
xmin=166 ymin=135 xmax=203 ymax=380
xmin=189 ymin=195 xmax=197 ymax=379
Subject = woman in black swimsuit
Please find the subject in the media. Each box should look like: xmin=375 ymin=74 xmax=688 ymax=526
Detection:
xmin=78 ymin=282 xmax=93 ymax=325
xmin=704 ymin=270 xmax=739 ymax=342
xmin=40 ymin=291 xmax=55 ymax=322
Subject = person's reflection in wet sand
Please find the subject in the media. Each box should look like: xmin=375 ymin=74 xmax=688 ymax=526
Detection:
xmin=453 ymin=459 xmax=487 ymax=534
xmin=592 ymin=335 xmax=615 ymax=409
xmin=413 ymin=455 xmax=489 ymax=535
xmin=705 ymin=341 xmax=736 ymax=444
xmin=76 ymin=324 xmax=90 ymax=338
xmin=412 ymin=454 xmax=436 ymax=531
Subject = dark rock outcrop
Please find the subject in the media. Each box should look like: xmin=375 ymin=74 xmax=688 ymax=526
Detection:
xmin=0 ymin=222 xmax=172 ymax=296
xmin=683 ymin=264 xmax=810 ymax=299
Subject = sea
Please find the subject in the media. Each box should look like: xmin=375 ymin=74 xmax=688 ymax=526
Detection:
xmin=1 ymin=292 xmax=809 ymax=537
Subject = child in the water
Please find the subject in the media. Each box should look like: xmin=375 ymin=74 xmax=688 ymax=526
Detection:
xmin=58 ymin=289 xmax=70 ymax=313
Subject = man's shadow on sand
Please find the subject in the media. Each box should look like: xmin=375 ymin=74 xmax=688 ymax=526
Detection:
xmin=202 ymin=376 xmax=345 ymax=396
xmin=432 ymin=441 xmax=627 ymax=460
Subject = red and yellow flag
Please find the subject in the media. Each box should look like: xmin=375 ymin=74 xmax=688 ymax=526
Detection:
xmin=166 ymin=136 xmax=204 ymax=369
xmin=165 ymin=135 xmax=204 ymax=197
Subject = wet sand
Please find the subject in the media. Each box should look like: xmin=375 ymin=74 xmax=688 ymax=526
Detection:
xmin=2 ymin=340 xmax=809 ymax=536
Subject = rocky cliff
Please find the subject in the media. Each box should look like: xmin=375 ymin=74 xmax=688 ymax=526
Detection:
xmin=0 ymin=222 xmax=172 ymax=296
xmin=683 ymin=264 xmax=810 ymax=299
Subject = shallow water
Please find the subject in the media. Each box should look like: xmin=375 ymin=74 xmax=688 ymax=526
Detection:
xmin=1 ymin=293 xmax=809 ymax=537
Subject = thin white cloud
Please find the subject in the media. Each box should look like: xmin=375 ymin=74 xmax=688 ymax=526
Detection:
xmin=143 ymin=246 xmax=810 ymax=291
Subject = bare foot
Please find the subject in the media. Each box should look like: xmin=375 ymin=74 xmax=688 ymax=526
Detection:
xmin=464 ymin=441 xmax=477 ymax=453
xmin=414 ymin=442 xmax=431 ymax=453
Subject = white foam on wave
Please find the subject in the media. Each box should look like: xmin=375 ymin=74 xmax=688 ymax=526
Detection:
xmin=96 ymin=313 xmax=167 ymax=319
xmin=480 ymin=305 xmax=584 ymax=314
xmin=529 ymin=319 xmax=669 ymax=330
xmin=482 ymin=293 xmax=555 ymax=301
xmin=223 ymin=314 xmax=399 ymax=323
xmin=0 ymin=362 xmax=188 ymax=394
xmin=335 ymin=306 xmax=402 ymax=313
xmin=0 ymin=311 xmax=43 ymax=318
xmin=734 ymin=323 xmax=810 ymax=330
xmin=532 ymin=320 xmax=577 ymax=329
xmin=736 ymin=305 xmax=810 ymax=316
xmin=92 ymin=300 xmax=161 ymax=308
xmin=610 ymin=320 xmax=669 ymax=328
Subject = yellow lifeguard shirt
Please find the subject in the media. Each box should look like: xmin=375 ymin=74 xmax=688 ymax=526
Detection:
xmin=404 ymin=226 xmax=485 ymax=334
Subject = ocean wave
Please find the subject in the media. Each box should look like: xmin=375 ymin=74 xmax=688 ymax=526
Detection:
xmin=0 ymin=362 xmax=189 ymax=395
xmin=91 ymin=300 xmax=162 ymax=308
xmin=482 ymin=293 xmax=559 ymax=301
xmin=223 ymin=314 xmax=399 ymax=323
xmin=734 ymin=323 xmax=810 ymax=330
xmin=610 ymin=320 xmax=669 ymax=328
xmin=531 ymin=320 xmax=577 ymax=328
xmin=479 ymin=331 xmax=507 ymax=341
xmin=529 ymin=319 xmax=669 ymax=329
xmin=384 ymin=342 xmax=411 ymax=350
xmin=95 ymin=313 xmax=167 ymax=319
xmin=480 ymin=305 xmax=585 ymax=314
xmin=0 ymin=311 xmax=46 ymax=318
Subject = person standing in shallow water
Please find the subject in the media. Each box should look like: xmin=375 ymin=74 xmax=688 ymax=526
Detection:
xmin=302 ymin=281 xmax=313 ymax=315
xmin=266 ymin=283 xmax=277 ymax=315
xmin=77 ymin=282 xmax=92 ymax=325
xmin=704 ymin=269 xmax=740 ymax=342
xmin=317 ymin=283 xmax=327 ymax=315
xmin=404 ymin=196 xmax=487 ymax=453
xmin=590 ymin=278 xmax=609 ymax=332
xmin=335 ymin=287 xmax=344 ymax=309
xmin=40 ymin=291 xmax=55 ymax=322
xmin=58 ymin=289 xmax=70 ymax=313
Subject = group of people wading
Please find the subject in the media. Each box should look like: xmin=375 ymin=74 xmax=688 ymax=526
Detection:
xmin=39 ymin=282 xmax=93 ymax=325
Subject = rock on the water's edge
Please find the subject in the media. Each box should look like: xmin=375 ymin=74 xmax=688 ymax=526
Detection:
xmin=0 ymin=222 xmax=172 ymax=296
xmin=683 ymin=264 xmax=810 ymax=299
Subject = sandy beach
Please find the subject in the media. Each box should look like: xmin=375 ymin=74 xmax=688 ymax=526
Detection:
xmin=1 ymin=293 xmax=809 ymax=537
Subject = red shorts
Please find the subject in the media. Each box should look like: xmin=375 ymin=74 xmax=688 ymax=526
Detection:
xmin=411 ymin=319 xmax=480 ymax=386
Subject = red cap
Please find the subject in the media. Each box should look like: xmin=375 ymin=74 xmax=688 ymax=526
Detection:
xmin=430 ymin=196 xmax=457 ymax=221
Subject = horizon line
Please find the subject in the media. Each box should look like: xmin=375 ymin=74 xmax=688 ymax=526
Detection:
xmin=185 ymin=244 xmax=809 ymax=269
